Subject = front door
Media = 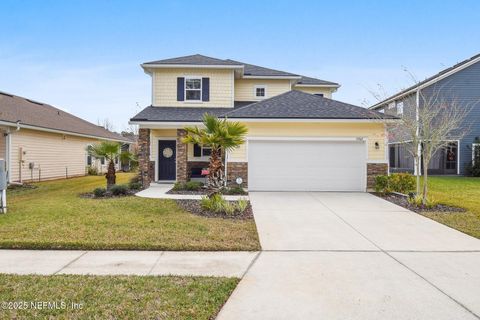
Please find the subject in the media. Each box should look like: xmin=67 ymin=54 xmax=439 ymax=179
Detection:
xmin=158 ymin=140 xmax=176 ymax=181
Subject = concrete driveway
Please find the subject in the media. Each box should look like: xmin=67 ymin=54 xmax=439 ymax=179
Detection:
xmin=217 ymin=192 xmax=480 ymax=320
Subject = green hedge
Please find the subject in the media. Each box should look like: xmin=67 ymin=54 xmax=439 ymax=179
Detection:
xmin=374 ymin=173 xmax=416 ymax=194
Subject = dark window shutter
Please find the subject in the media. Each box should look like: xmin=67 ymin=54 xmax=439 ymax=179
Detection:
xmin=193 ymin=144 xmax=202 ymax=157
xmin=202 ymin=77 xmax=210 ymax=101
xmin=177 ymin=77 xmax=185 ymax=101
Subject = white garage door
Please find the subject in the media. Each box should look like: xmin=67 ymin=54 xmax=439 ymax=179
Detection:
xmin=248 ymin=139 xmax=366 ymax=191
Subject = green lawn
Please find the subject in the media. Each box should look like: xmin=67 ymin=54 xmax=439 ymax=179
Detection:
xmin=421 ymin=176 xmax=480 ymax=239
xmin=0 ymin=173 xmax=260 ymax=250
xmin=0 ymin=274 xmax=238 ymax=319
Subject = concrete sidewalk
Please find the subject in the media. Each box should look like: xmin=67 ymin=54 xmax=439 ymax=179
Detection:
xmin=135 ymin=183 xmax=248 ymax=201
xmin=0 ymin=250 xmax=258 ymax=277
xmin=217 ymin=192 xmax=480 ymax=320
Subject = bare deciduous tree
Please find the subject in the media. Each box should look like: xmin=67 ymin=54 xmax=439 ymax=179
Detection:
xmin=97 ymin=118 xmax=115 ymax=132
xmin=390 ymin=87 xmax=471 ymax=204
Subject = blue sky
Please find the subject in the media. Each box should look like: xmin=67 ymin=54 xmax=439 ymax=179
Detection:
xmin=1 ymin=0 xmax=479 ymax=130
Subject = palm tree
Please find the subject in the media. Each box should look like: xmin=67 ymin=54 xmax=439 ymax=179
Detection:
xmin=183 ymin=114 xmax=248 ymax=196
xmin=87 ymin=141 xmax=121 ymax=189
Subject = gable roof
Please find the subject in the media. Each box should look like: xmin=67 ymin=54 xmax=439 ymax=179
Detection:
xmin=370 ymin=53 xmax=480 ymax=109
xmin=130 ymin=91 xmax=395 ymax=123
xmin=224 ymin=59 xmax=299 ymax=77
xmin=142 ymin=54 xmax=338 ymax=85
xmin=0 ymin=91 xmax=130 ymax=142
xmin=143 ymin=54 xmax=243 ymax=66
xmin=223 ymin=90 xmax=395 ymax=120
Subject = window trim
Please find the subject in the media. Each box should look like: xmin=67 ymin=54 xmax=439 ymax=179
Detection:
xmin=192 ymin=144 xmax=212 ymax=160
xmin=253 ymin=85 xmax=267 ymax=99
xmin=396 ymin=101 xmax=404 ymax=115
xmin=184 ymin=76 xmax=202 ymax=102
xmin=201 ymin=146 xmax=212 ymax=157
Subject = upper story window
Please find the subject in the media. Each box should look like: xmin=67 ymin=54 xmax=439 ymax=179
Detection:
xmin=185 ymin=78 xmax=202 ymax=101
xmin=378 ymin=108 xmax=385 ymax=113
xmin=254 ymin=85 xmax=266 ymax=99
xmin=396 ymin=101 xmax=404 ymax=115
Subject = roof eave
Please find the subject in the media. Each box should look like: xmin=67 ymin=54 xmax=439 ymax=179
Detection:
xmin=0 ymin=120 xmax=130 ymax=143
xmin=369 ymin=54 xmax=480 ymax=109
xmin=294 ymin=84 xmax=341 ymax=88
xmin=141 ymin=63 xmax=244 ymax=70
xmin=241 ymin=75 xmax=301 ymax=80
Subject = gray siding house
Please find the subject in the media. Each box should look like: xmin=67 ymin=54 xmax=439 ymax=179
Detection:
xmin=370 ymin=53 xmax=480 ymax=175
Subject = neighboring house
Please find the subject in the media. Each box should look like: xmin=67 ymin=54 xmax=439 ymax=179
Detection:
xmin=370 ymin=53 xmax=480 ymax=175
xmin=130 ymin=54 xmax=394 ymax=192
xmin=0 ymin=91 xmax=131 ymax=183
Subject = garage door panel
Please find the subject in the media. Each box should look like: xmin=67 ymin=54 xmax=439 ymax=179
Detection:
xmin=248 ymin=140 xmax=366 ymax=191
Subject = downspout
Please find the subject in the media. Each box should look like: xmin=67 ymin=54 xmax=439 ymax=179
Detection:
xmin=5 ymin=122 xmax=21 ymax=184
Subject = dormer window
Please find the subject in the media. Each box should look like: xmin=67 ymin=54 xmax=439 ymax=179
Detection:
xmin=254 ymin=85 xmax=266 ymax=99
xmin=185 ymin=77 xmax=202 ymax=101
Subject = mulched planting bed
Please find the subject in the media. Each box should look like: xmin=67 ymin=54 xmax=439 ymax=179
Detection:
xmin=167 ymin=189 xmax=248 ymax=196
xmin=175 ymin=199 xmax=254 ymax=220
xmin=374 ymin=193 xmax=466 ymax=213
xmin=168 ymin=189 xmax=207 ymax=195
xmin=79 ymin=191 xmax=137 ymax=199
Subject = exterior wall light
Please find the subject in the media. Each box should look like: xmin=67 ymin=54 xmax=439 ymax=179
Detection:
xmin=375 ymin=142 xmax=380 ymax=150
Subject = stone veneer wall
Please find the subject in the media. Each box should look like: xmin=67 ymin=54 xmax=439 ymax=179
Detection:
xmin=367 ymin=163 xmax=388 ymax=190
xmin=138 ymin=128 xmax=152 ymax=188
xmin=227 ymin=162 xmax=248 ymax=188
xmin=176 ymin=129 xmax=188 ymax=183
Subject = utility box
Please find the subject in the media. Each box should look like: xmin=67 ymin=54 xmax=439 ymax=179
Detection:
xmin=0 ymin=159 xmax=6 ymax=213
xmin=0 ymin=160 xmax=6 ymax=191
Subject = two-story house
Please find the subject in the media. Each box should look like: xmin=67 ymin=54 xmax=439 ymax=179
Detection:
xmin=130 ymin=54 xmax=394 ymax=191
xmin=370 ymin=53 xmax=480 ymax=175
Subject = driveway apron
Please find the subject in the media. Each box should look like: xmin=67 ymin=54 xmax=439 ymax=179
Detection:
xmin=217 ymin=192 xmax=480 ymax=320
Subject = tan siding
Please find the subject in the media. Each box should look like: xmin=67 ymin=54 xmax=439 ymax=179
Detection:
xmin=9 ymin=129 xmax=97 ymax=182
xmin=228 ymin=144 xmax=247 ymax=162
xmin=0 ymin=131 xmax=6 ymax=161
xmin=234 ymin=79 xmax=291 ymax=101
xmin=293 ymin=87 xmax=334 ymax=98
xmin=234 ymin=122 xmax=387 ymax=162
xmin=150 ymin=129 xmax=177 ymax=162
xmin=153 ymin=68 xmax=234 ymax=107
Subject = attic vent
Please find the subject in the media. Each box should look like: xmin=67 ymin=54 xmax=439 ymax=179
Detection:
xmin=26 ymin=99 xmax=44 ymax=105
xmin=0 ymin=91 xmax=13 ymax=97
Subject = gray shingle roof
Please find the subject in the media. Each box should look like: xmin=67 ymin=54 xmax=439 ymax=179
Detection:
xmin=130 ymin=102 xmax=254 ymax=122
xmin=143 ymin=54 xmax=243 ymax=66
xmin=223 ymin=90 xmax=396 ymax=120
xmin=225 ymin=59 xmax=299 ymax=77
xmin=296 ymin=75 xmax=339 ymax=86
xmin=371 ymin=52 xmax=480 ymax=109
xmin=143 ymin=55 xmax=338 ymax=85
xmin=0 ymin=91 xmax=130 ymax=142
xmin=131 ymin=91 xmax=395 ymax=122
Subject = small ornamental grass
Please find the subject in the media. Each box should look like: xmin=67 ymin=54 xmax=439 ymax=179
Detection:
xmin=200 ymin=194 xmax=248 ymax=216
xmin=173 ymin=181 xmax=204 ymax=191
